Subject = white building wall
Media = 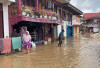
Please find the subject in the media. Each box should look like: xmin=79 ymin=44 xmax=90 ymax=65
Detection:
xmin=3 ymin=4 xmax=9 ymax=38
xmin=62 ymin=21 xmax=67 ymax=37
xmin=93 ymin=27 xmax=99 ymax=33
xmin=72 ymin=15 xmax=81 ymax=25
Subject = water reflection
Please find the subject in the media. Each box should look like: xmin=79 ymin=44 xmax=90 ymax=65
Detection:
xmin=0 ymin=34 xmax=100 ymax=68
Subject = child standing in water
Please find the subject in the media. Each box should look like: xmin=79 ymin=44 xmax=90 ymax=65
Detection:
xmin=58 ymin=30 xmax=64 ymax=47
xmin=22 ymin=31 xmax=31 ymax=54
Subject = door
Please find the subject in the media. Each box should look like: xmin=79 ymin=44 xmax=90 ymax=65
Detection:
xmin=67 ymin=26 xmax=74 ymax=38
xmin=0 ymin=3 xmax=4 ymax=38
xmin=75 ymin=26 xmax=77 ymax=35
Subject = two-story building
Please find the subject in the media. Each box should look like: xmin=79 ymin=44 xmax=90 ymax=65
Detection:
xmin=8 ymin=0 xmax=70 ymax=42
xmin=72 ymin=15 xmax=82 ymax=36
xmin=0 ymin=0 xmax=15 ymax=38
xmin=61 ymin=3 xmax=83 ymax=38
xmin=83 ymin=13 xmax=100 ymax=33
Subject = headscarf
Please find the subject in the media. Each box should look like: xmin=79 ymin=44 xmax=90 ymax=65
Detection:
xmin=22 ymin=31 xmax=31 ymax=42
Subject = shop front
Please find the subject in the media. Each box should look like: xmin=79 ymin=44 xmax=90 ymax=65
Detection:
xmin=12 ymin=21 xmax=42 ymax=42
xmin=11 ymin=21 xmax=59 ymax=43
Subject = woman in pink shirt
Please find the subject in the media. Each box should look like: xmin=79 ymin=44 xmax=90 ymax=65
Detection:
xmin=22 ymin=31 xmax=31 ymax=54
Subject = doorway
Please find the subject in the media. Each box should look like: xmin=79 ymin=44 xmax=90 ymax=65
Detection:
xmin=67 ymin=26 xmax=74 ymax=38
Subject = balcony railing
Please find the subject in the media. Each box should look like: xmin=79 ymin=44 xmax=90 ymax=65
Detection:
xmin=20 ymin=5 xmax=62 ymax=21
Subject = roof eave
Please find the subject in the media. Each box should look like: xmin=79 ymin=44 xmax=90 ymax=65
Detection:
xmin=62 ymin=3 xmax=83 ymax=15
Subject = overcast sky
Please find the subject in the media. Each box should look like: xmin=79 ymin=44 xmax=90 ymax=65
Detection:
xmin=70 ymin=0 xmax=100 ymax=13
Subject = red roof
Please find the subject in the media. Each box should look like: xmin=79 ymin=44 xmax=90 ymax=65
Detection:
xmin=84 ymin=13 xmax=100 ymax=20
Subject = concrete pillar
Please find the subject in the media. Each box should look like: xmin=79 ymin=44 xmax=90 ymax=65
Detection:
xmin=17 ymin=0 xmax=21 ymax=16
xmin=3 ymin=4 xmax=9 ymax=38
xmin=36 ymin=0 xmax=39 ymax=12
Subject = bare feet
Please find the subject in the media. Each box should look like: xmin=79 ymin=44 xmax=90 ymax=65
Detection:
xmin=27 ymin=50 xmax=29 ymax=54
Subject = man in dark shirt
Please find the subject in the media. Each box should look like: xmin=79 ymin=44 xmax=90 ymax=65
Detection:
xmin=12 ymin=29 xmax=18 ymax=37
xmin=58 ymin=30 xmax=64 ymax=47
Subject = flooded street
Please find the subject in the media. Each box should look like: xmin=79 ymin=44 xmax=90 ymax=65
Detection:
xmin=0 ymin=34 xmax=100 ymax=68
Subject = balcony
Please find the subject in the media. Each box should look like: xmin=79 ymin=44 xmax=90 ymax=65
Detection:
xmin=72 ymin=20 xmax=81 ymax=25
xmin=56 ymin=0 xmax=70 ymax=3
xmin=10 ymin=4 xmax=63 ymax=25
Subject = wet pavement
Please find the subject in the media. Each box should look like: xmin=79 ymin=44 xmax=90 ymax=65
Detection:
xmin=0 ymin=34 xmax=100 ymax=68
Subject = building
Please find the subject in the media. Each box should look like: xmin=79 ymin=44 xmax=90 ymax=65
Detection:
xmin=83 ymin=13 xmax=100 ymax=33
xmin=72 ymin=15 xmax=82 ymax=36
xmin=0 ymin=0 xmax=15 ymax=38
xmin=8 ymin=0 xmax=70 ymax=42
xmin=61 ymin=3 xmax=83 ymax=38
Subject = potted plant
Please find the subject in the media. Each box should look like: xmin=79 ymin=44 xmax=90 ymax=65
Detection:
xmin=46 ymin=11 xmax=51 ymax=19
xmin=44 ymin=11 xmax=47 ymax=19
xmin=40 ymin=14 xmax=43 ymax=18
xmin=44 ymin=15 xmax=47 ymax=19
xmin=52 ymin=12 xmax=57 ymax=20
xmin=25 ymin=6 xmax=31 ymax=17
xmin=21 ymin=5 xmax=26 ymax=16
xmin=31 ymin=12 xmax=34 ymax=18
xmin=39 ymin=11 xmax=43 ymax=18
xmin=34 ymin=11 xmax=40 ymax=18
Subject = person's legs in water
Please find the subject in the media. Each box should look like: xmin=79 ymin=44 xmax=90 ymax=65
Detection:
xmin=27 ymin=49 xmax=29 ymax=54
xmin=59 ymin=40 xmax=62 ymax=47
xmin=58 ymin=37 xmax=61 ymax=46
xmin=58 ymin=37 xmax=60 ymax=46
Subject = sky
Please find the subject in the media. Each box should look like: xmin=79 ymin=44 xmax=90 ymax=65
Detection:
xmin=70 ymin=0 xmax=100 ymax=13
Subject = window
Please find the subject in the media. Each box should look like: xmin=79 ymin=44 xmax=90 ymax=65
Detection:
xmin=62 ymin=11 xmax=66 ymax=20
xmin=54 ymin=5 xmax=57 ymax=13
xmin=11 ymin=2 xmax=18 ymax=16
xmin=21 ymin=0 xmax=35 ymax=7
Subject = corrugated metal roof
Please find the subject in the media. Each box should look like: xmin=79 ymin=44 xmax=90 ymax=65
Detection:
xmin=84 ymin=13 xmax=100 ymax=20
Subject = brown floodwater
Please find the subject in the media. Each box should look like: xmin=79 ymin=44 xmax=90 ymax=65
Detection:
xmin=0 ymin=34 xmax=100 ymax=68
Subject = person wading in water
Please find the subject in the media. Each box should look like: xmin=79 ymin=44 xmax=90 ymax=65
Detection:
xmin=22 ymin=31 xmax=31 ymax=54
xmin=58 ymin=30 xmax=64 ymax=47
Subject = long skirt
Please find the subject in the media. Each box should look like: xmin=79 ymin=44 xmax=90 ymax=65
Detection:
xmin=22 ymin=41 xmax=31 ymax=50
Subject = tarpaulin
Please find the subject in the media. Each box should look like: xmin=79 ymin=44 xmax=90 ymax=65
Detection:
xmin=12 ymin=37 xmax=22 ymax=50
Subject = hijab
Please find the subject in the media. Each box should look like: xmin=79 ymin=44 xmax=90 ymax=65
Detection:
xmin=23 ymin=31 xmax=31 ymax=42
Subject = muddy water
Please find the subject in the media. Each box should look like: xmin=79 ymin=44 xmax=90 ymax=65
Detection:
xmin=0 ymin=34 xmax=100 ymax=68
